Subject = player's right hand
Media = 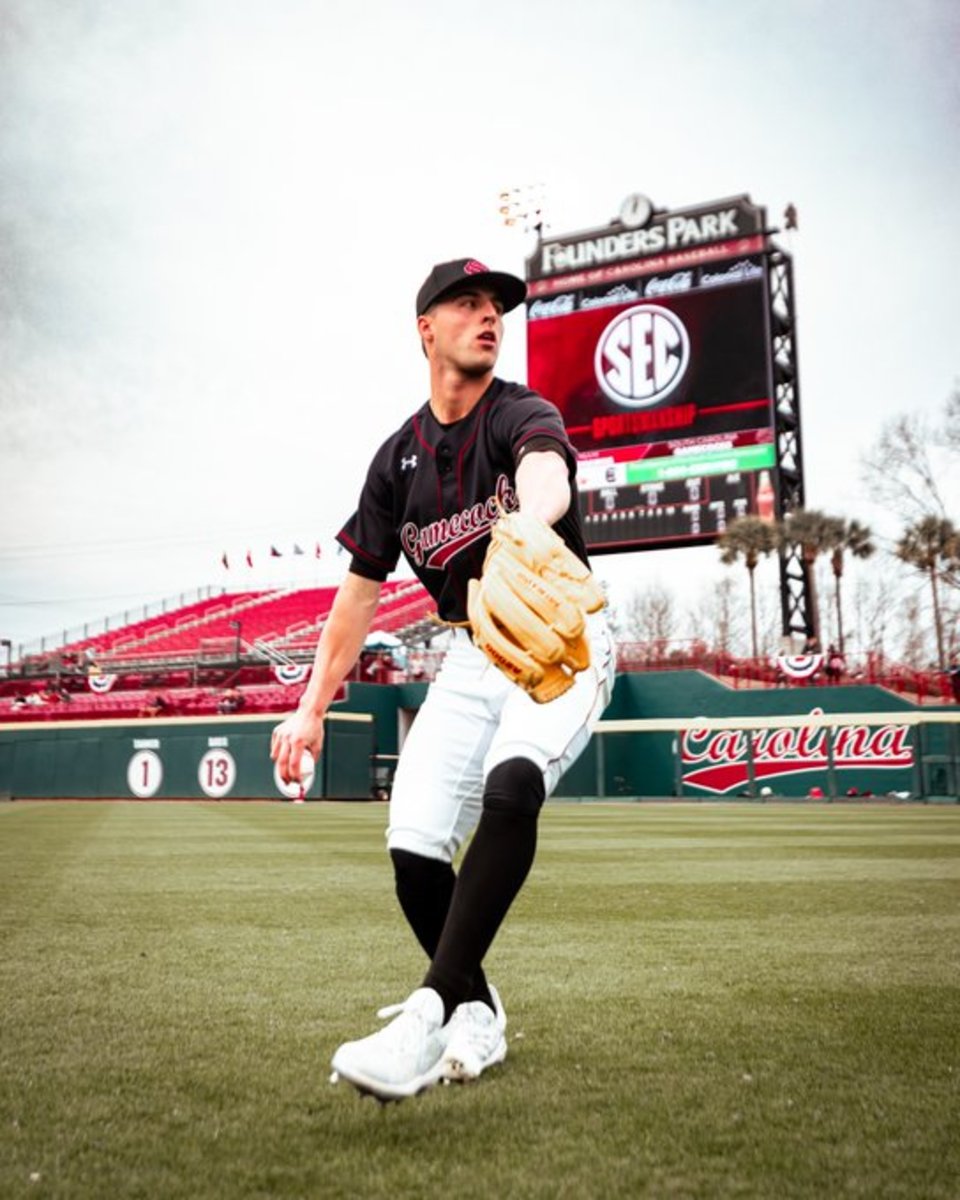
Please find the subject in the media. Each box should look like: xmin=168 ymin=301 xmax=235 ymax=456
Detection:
xmin=270 ymin=708 xmax=325 ymax=784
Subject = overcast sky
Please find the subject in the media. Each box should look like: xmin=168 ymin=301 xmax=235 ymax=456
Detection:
xmin=1 ymin=0 xmax=958 ymax=654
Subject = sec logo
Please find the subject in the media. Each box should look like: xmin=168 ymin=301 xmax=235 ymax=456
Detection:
xmin=594 ymin=304 xmax=690 ymax=408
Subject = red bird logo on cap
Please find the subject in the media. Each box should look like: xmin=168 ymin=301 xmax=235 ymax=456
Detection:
xmin=464 ymin=260 xmax=489 ymax=275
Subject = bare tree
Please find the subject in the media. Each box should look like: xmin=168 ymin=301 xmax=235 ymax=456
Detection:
xmin=715 ymin=577 xmax=740 ymax=656
xmin=942 ymin=592 xmax=960 ymax=666
xmin=940 ymin=383 xmax=960 ymax=455
xmin=687 ymin=575 xmax=743 ymax=657
xmin=861 ymin=414 xmax=949 ymax=518
xmin=596 ymin=580 xmax=625 ymax=639
xmin=621 ymin=583 xmax=677 ymax=658
xmin=754 ymin=582 xmax=782 ymax=661
xmin=684 ymin=595 xmax=710 ymax=652
xmin=861 ymin=387 xmax=960 ymax=522
xmin=897 ymin=594 xmax=928 ymax=671
xmin=851 ymin=574 xmax=896 ymax=664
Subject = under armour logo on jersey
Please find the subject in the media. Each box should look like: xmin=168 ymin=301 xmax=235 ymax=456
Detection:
xmin=400 ymin=455 xmax=418 ymax=472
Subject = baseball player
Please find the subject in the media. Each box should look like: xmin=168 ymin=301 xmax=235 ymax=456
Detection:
xmin=271 ymin=258 xmax=614 ymax=1102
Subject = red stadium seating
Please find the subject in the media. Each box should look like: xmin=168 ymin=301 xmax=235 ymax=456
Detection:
xmin=2 ymin=580 xmax=439 ymax=722
xmin=60 ymin=592 xmax=271 ymax=658
xmin=103 ymin=582 xmax=435 ymax=662
xmin=0 ymin=682 xmax=308 ymax=722
xmin=99 ymin=588 xmax=339 ymax=662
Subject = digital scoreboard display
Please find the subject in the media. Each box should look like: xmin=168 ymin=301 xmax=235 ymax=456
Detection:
xmin=525 ymin=196 xmax=778 ymax=554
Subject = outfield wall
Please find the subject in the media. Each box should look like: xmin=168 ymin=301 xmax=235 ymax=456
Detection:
xmin=0 ymin=680 xmax=418 ymax=802
xmin=578 ymin=672 xmax=958 ymax=801
xmin=0 ymin=672 xmax=956 ymax=801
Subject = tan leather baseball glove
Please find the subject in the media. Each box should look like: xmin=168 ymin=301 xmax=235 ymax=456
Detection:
xmin=467 ymin=511 xmax=605 ymax=703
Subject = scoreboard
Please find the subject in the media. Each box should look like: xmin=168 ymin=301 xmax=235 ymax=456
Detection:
xmin=525 ymin=194 xmax=780 ymax=553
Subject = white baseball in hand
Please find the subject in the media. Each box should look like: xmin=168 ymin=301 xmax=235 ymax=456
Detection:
xmin=274 ymin=749 xmax=316 ymax=799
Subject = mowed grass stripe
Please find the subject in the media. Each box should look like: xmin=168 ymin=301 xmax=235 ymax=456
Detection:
xmin=0 ymin=801 xmax=957 ymax=1199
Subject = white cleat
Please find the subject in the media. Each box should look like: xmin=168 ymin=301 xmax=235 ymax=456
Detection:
xmin=331 ymin=987 xmax=448 ymax=1103
xmin=441 ymin=984 xmax=508 ymax=1082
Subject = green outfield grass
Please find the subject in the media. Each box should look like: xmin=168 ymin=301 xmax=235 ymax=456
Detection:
xmin=0 ymin=801 xmax=958 ymax=1199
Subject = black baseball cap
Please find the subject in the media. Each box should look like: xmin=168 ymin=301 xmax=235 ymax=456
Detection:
xmin=416 ymin=258 xmax=527 ymax=317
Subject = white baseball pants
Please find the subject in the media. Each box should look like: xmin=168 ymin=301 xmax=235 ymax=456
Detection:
xmin=387 ymin=612 xmax=615 ymax=862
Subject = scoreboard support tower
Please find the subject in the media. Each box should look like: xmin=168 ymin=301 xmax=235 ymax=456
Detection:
xmin=766 ymin=247 xmax=812 ymax=640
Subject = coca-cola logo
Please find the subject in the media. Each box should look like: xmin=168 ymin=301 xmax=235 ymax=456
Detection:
xmin=681 ymin=708 xmax=914 ymax=794
xmin=528 ymin=294 xmax=576 ymax=320
xmin=644 ymin=271 xmax=693 ymax=297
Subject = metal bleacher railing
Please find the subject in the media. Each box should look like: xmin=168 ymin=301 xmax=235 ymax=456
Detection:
xmin=5 ymin=590 xmax=958 ymax=724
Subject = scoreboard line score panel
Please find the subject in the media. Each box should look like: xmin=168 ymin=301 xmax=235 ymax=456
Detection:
xmin=526 ymin=247 xmax=778 ymax=553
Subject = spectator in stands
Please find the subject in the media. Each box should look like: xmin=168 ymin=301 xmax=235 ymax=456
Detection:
xmin=824 ymin=644 xmax=845 ymax=685
xmin=140 ymin=693 xmax=168 ymax=718
xmin=358 ymin=651 xmax=388 ymax=683
xmin=218 ymin=687 xmax=245 ymax=714
xmin=12 ymin=695 xmax=27 ymax=709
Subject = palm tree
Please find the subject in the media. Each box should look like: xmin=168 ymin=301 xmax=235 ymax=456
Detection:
xmin=829 ymin=519 xmax=875 ymax=653
xmin=780 ymin=509 xmax=845 ymax=646
xmin=895 ymin=515 xmax=959 ymax=671
xmin=717 ymin=517 xmax=779 ymax=658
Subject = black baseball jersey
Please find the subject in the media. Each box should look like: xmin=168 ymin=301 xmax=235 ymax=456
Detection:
xmin=337 ymin=378 xmax=591 ymax=623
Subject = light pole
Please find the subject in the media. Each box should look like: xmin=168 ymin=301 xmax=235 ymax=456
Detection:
xmin=229 ymin=621 xmax=242 ymax=663
xmin=497 ymin=182 xmax=546 ymax=240
xmin=0 ymin=639 xmax=11 ymax=676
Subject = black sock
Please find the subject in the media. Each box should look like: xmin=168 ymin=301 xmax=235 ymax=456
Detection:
xmin=424 ymin=757 xmax=544 ymax=1021
xmin=390 ymin=848 xmax=493 ymax=1010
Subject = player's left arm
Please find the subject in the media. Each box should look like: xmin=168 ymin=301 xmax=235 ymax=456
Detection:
xmin=515 ymin=448 xmax=571 ymax=525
